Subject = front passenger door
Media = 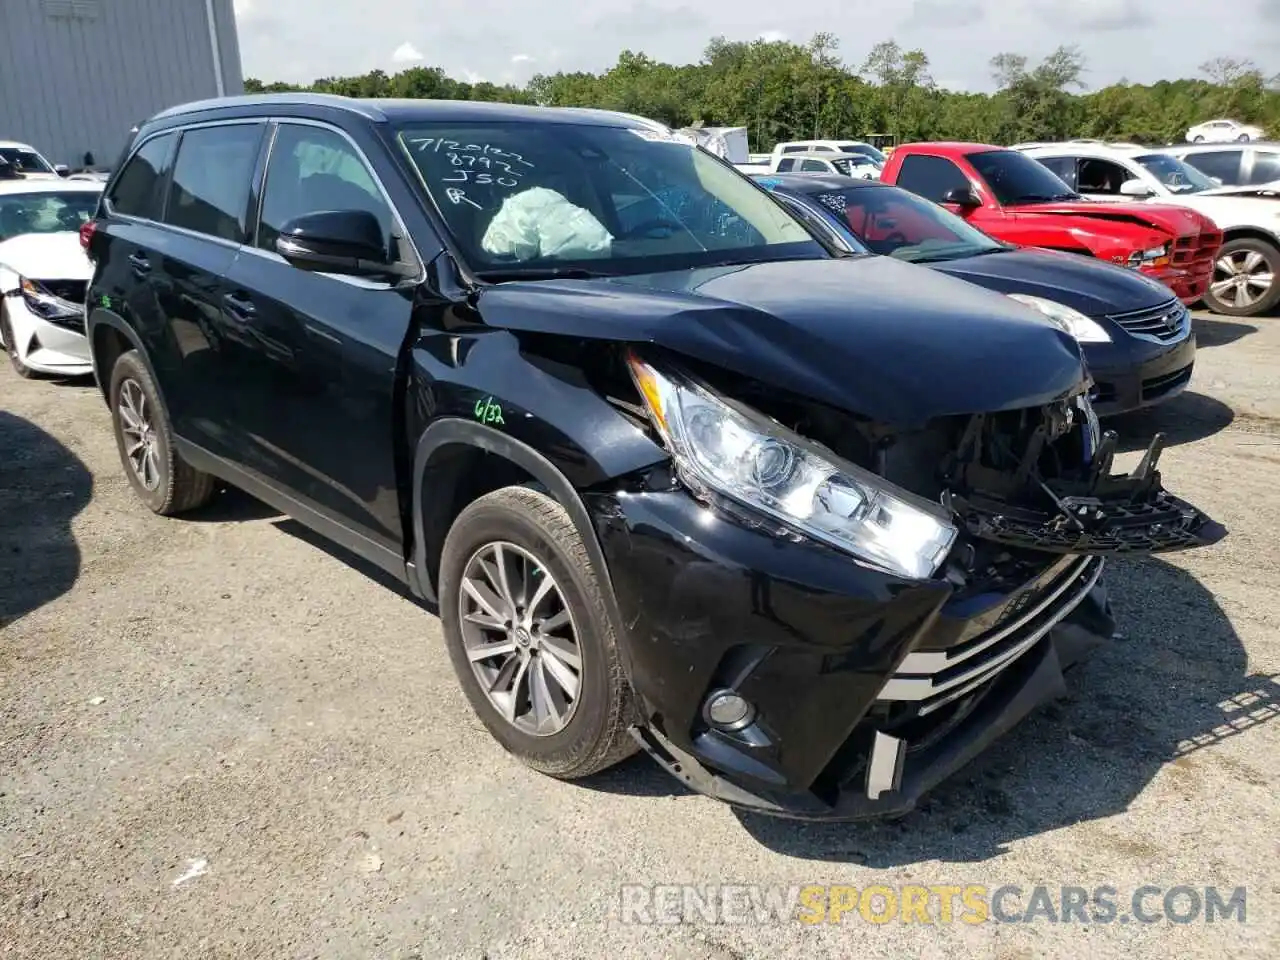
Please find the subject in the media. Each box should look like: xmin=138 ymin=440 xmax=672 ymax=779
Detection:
xmin=216 ymin=120 xmax=423 ymax=563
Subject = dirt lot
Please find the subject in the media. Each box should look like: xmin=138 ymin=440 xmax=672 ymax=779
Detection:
xmin=2 ymin=311 xmax=1278 ymax=959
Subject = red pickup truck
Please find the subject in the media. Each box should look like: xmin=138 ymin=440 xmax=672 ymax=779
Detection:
xmin=879 ymin=142 xmax=1221 ymax=305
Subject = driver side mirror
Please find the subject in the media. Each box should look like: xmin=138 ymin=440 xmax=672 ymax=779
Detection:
xmin=942 ymin=186 xmax=981 ymax=208
xmin=276 ymin=209 xmax=392 ymax=276
xmin=1118 ymin=179 xmax=1154 ymax=198
xmin=54 ymin=164 xmax=70 ymax=177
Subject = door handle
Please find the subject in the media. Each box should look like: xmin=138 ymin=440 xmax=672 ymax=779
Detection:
xmin=223 ymin=292 xmax=256 ymax=322
xmin=128 ymin=253 xmax=151 ymax=276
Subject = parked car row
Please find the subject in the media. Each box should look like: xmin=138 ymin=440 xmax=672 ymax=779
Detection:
xmin=1 ymin=93 xmax=1224 ymax=825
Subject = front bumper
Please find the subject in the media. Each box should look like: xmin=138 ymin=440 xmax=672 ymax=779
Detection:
xmin=1083 ymin=323 xmax=1196 ymax=416
xmin=588 ymin=484 xmax=1121 ymax=821
xmin=3 ymin=296 xmax=91 ymax=374
xmin=1143 ymin=260 xmax=1212 ymax=306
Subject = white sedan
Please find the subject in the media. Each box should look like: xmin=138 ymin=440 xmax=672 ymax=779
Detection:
xmin=1185 ymin=119 xmax=1266 ymax=143
xmin=0 ymin=179 xmax=102 ymax=377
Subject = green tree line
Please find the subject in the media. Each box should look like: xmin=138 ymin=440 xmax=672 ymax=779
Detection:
xmin=244 ymin=35 xmax=1280 ymax=150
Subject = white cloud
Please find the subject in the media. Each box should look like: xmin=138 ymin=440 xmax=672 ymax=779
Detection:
xmin=511 ymin=54 xmax=535 ymax=64
xmin=391 ymin=42 xmax=424 ymax=63
xmin=758 ymin=30 xmax=787 ymax=43
xmin=462 ymin=70 xmax=487 ymax=84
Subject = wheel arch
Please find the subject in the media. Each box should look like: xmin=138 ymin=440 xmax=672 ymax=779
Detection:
xmin=87 ymin=308 xmax=160 ymax=404
xmin=1218 ymin=226 xmax=1280 ymax=251
xmin=410 ymin=419 xmax=623 ymax=624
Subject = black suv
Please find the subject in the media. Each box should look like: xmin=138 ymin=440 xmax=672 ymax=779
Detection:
xmin=82 ymin=95 xmax=1225 ymax=821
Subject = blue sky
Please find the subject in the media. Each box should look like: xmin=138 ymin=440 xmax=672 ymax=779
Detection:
xmin=231 ymin=0 xmax=1280 ymax=94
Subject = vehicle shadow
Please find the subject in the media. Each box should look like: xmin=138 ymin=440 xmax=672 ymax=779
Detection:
xmin=271 ymin=518 xmax=430 ymax=609
xmin=733 ymin=555 xmax=1273 ymax=865
xmin=1191 ymin=315 xmax=1258 ymax=349
xmin=0 ymin=411 xmax=93 ymax=628
xmin=184 ymin=483 xmax=283 ymax=523
xmin=1108 ymin=390 xmax=1234 ymax=452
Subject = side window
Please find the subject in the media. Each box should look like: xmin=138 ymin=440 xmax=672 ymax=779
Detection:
xmin=1076 ymin=158 xmax=1136 ymax=194
xmin=1246 ymin=151 xmax=1280 ymax=185
xmin=776 ymin=158 xmax=797 ymax=172
xmin=1037 ymin=156 xmax=1078 ymax=189
xmin=107 ymin=133 xmax=175 ymax=218
xmin=800 ymin=159 xmax=828 ymax=172
xmin=258 ymin=123 xmax=394 ymax=255
xmin=1184 ymin=150 xmax=1243 ymax=184
xmin=895 ymin=155 xmax=969 ymax=203
xmin=165 ymin=123 xmax=263 ymax=243
xmin=781 ymin=146 xmax=806 ymax=155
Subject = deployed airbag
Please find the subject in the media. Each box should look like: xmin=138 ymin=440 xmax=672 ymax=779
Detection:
xmin=480 ymin=187 xmax=613 ymax=260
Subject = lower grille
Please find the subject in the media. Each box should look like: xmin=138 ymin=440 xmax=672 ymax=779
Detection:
xmin=1107 ymin=299 xmax=1189 ymax=342
xmin=878 ymin=555 xmax=1103 ymax=712
xmin=1142 ymin=363 xmax=1192 ymax=401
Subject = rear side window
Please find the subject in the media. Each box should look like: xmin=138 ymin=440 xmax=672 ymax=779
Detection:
xmin=107 ymin=133 xmax=175 ymax=218
xmin=895 ymin=154 xmax=969 ymax=203
xmin=1184 ymin=150 xmax=1243 ymax=184
xmin=165 ymin=123 xmax=263 ymax=243
xmin=776 ymin=158 xmax=797 ymax=171
xmin=800 ymin=159 xmax=828 ymax=172
xmin=1247 ymin=150 xmax=1280 ymax=185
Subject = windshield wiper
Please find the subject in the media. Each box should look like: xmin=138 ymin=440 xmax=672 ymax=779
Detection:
xmin=1012 ymin=193 xmax=1079 ymax=204
xmin=474 ymin=266 xmax=612 ymax=283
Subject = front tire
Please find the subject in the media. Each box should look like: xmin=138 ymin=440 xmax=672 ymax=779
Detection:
xmin=1 ymin=305 xmax=41 ymax=379
xmin=438 ymin=485 xmax=637 ymax=779
xmin=108 ymin=349 xmax=215 ymax=515
xmin=1204 ymin=237 xmax=1280 ymax=317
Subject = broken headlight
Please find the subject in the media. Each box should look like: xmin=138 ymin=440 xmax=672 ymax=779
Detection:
xmin=627 ymin=352 xmax=958 ymax=580
xmin=20 ymin=277 xmax=81 ymax=321
xmin=1007 ymin=294 xmax=1111 ymax=343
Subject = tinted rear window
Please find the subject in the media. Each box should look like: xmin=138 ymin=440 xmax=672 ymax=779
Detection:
xmin=165 ymin=124 xmax=263 ymax=243
xmin=107 ymin=133 xmax=174 ymax=218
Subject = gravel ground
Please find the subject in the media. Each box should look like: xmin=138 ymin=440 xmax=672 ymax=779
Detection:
xmin=2 ymin=311 xmax=1278 ymax=959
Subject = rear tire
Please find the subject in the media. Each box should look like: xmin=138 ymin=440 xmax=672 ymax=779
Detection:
xmin=108 ymin=349 xmax=215 ymax=515
xmin=1 ymin=305 xmax=42 ymax=379
xmin=1204 ymin=237 xmax=1280 ymax=318
xmin=438 ymin=485 xmax=637 ymax=779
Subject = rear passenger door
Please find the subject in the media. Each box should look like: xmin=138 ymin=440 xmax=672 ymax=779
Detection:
xmin=215 ymin=120 xmax=424 ymax=560
xmin=152 ymin=121 xmax=267 ymax=454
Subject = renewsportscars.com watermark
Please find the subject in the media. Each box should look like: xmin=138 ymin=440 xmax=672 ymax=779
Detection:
xmin=619 ymin=884 xmax=1248 ymax=926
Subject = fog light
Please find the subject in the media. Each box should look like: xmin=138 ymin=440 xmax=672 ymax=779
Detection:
xmin=704 ymin=689 xmax=755 ymax=730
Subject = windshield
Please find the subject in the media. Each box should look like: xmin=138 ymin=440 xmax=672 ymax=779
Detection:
xmin=395 ymin=122 xmax=825 ymax=278
xmin=968 ymin=149 xmax=1080 ymax=205
xmin=0 ymin=190 xmax=99 ymax=241
xmin=837 ymin=143 xmax=887 ymax=164
xmin=798 ymin=185 xmax=1005 ymax=263
xmin=1135 ymin=154 xmax=1218 ymax=194
xmin=0 ymin=147 xmax=55 ymax=175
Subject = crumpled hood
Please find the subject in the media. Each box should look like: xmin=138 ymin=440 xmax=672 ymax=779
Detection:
xmin=930 ymin=248 xmax=1174 ymax=317
xmin=475 ymin=256 xmax=1088 ymax=427
xmin=1008 ymin=199 xmax=1209 ymax=238
xmin=0 ymin=231 xmax=93 ymax=281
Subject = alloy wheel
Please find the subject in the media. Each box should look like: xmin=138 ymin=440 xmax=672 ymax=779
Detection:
xmin=118 ymin=378 xmax=161 ymax=491
xmin=1211 ymin=250 xmax=1275 ymax=312
xmin=458 ymin=541 xmax=583 ymax=737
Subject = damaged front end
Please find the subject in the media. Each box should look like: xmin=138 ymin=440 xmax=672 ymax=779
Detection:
xmin=599 ymin=350 xmax=1225 ymax=821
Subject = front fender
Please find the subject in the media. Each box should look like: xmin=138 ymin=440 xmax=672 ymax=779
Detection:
xmin=407 ymin=326 xmax=667 ymax=604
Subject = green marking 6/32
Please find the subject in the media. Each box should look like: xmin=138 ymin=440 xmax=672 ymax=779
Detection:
xmin=100 ymin=294 xmax=111 ymax=308
xmin=474 ymin=396 xmax=505 ymax=425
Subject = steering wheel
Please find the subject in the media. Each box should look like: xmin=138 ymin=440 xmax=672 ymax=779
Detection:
xmin=618 ymin=218 xmax=682 ymax=239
